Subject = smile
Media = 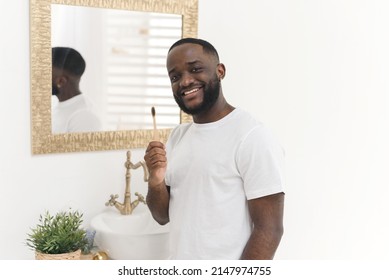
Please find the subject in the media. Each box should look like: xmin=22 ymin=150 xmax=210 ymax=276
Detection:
xmin=182 ymin=87 xmax=202 ymax=96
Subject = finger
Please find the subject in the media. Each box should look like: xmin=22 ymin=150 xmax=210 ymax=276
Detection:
xmin=144 ymin=153 xmax=166 ymax=171
xmin=149 ymin=154 xmax=167 ymax=165
xmin=145 ymin=141 xmax=165 ymax=153
xmin=144 ymin=147 xmax=166 ymax=161
xmin=150 ymin=161 xmax=167 ymax=170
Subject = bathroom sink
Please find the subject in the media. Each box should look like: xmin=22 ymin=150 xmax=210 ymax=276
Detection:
xmin=90 ymin=205 xmax=170 ymax=259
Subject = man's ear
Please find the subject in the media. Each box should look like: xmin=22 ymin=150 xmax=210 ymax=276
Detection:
xmin=216 ymin=63 xmax=226 ymax=80
xmin=57 ymin=75 xmax=68 ymax=87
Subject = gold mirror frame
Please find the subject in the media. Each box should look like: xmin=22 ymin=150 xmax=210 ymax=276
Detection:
xmin=30 ymin=0 xmax=197 ymax=154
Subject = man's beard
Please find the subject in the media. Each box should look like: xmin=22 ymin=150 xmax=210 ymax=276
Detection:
xmin=52 ymin=83 xmax=59 ymax=96
xmin=174 ymin=75 xmax=221 ymax=116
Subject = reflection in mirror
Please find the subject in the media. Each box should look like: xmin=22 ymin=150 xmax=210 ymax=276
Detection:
xmin=30 ymin=0 xmax=197 ymax=154
xmin=51 ymin=46 xmax=104 ymax=133
xmin=51 ymin=5 xmax=182 ymax=133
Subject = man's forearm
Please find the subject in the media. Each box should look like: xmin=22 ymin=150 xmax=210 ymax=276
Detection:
xmin=240 ymin=226 xmax=283 ymax=260
xmin=146 ymin=182 xmax=170 ymax=225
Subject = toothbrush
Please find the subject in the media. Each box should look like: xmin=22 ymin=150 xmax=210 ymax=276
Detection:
xmin=151 ymin=106 xmax=158 ymax=141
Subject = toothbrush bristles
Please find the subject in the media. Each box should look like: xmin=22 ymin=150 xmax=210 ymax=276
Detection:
xmin=151 ymin=106 xmax=158 ymax=140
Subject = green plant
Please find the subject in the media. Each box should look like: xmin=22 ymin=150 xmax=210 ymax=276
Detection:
xmin=26 ymin=210 xmax=88 ymax=254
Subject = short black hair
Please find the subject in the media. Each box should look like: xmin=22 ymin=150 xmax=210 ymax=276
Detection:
xmin=52 ymin=47 xmax=86 ymax=76
xmin=168 ymin=38 xmax=219 ymax=61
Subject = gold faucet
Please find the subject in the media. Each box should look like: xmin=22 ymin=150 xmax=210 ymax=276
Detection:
xmin=105 ymin=150 xmax=149 ymax=215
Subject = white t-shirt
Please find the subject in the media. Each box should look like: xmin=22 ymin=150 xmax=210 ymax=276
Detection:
xmin=52 ymin=94 xmax=102 ymax=133
xmin=165 ymin=108 xmax=285 ymax=259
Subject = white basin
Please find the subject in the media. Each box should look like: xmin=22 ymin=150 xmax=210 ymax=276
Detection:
xmin=90 ymin=205 xmax=170 ymax=259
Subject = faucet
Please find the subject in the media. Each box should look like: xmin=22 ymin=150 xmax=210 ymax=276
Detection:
xmin=105 ymin=150 xmax=149 ymax=215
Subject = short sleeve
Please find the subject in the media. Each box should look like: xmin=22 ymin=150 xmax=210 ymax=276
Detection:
xmin=236 ymin=125 xmax=285 ymax=200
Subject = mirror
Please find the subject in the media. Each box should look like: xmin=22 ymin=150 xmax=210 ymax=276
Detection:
xmin=51 ymin=5 xmax=183 ymax=133
xmin=30 ymin=0 xmax=197 ymax=154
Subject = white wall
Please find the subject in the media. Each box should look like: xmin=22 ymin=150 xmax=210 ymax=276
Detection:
xmin=1 ymin=0 xmax=388 ymax=259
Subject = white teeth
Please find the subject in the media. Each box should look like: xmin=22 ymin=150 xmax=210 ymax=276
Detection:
xmin=184 ymin=88 xmax=199 ymax=96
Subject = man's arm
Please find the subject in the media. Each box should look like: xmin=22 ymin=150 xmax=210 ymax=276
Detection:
xmin=144 ymin=141 xmax=170 ymax=225
xmin=146 ymin=181 xmax=170 ymax=225
xmin=240 ymin=192 xmax=285 ymax=259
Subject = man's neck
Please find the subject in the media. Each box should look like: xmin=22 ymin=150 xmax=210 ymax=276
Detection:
xmin=192 ymin=99 xmax=235 ymax=124
xmin=57 ymin=90 xmax=82 ymax=102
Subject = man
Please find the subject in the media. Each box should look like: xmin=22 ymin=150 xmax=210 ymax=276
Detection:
xmin=144 ymin=38 xmax=285 ymax=260
xmin=52 ymin=47 xmax=102 ymax=133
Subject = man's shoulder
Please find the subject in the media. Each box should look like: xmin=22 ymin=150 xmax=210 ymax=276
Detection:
xmin=169 ymin=122 xmax=192 ymax=137
xmin=231 ymin=108 xmax=266 ymax=134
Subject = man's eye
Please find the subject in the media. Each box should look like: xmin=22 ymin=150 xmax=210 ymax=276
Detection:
xmin=192 ymin=67 xmax=202 ymax=73
xmin=170 ymin=76 xmax=178 ymax=82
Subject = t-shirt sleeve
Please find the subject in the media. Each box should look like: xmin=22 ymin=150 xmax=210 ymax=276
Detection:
xmin=236 ymin=125 xmax=285 ymax=200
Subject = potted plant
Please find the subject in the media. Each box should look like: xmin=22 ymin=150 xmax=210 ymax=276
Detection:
xmin=26 ymin=209 xmax=89 ymax=260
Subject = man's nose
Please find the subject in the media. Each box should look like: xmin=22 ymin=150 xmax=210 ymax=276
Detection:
xmin=179 ymin=72 xmax=194 ymax=87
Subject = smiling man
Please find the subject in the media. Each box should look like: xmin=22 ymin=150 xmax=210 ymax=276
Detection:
xmin=144 ymin=38 xmax=285 ymax=260
xmin=167 ymin=40 xmax=225 ymax=121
